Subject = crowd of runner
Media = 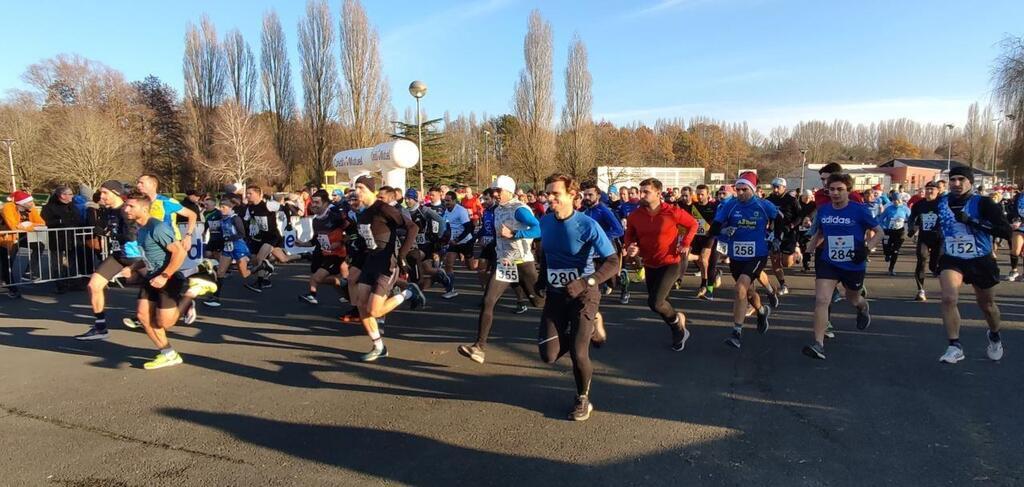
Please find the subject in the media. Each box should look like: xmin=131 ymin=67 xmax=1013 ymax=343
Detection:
xmin=3 ymin=163 xmax=1023 ymax=421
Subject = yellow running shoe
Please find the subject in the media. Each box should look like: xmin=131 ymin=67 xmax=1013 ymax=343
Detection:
xmin=187 ymin=276 xmax=218 ymax=297
xmin=144 ymin=352 xmax=183 ymax=370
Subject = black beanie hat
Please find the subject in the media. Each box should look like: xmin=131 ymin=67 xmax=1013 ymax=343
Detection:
xmin=949 ymin=166 xmax=974 ymax=184
xmin=355 ymin=175 xmax=378 ymax=192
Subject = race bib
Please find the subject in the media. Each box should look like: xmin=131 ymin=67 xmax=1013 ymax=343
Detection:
xmin=495 ymin=261 xmax=519 ymax=283
xmin=256 ymin=216 xmax=269 ymax=232
xmin=944 ymin=233 xmax=977 ymax=258
xmin=248 ymin=221 xmax=259 ymax=237
xmin=224 ymin=241 xmax=234 ymax=252
xmin=826 ymin=235 xmax=854 ymax=262
xmin=415 ymin=233 xmax=427 ymax=245
xmin=921 ymin=213 xmax=938 ymax=231
xmin=109 ymin=239 xmax=121 ymax=253
xmin=479 ymin=236 xmax=494 ymax=247
xmin=890 ymin=218 xmax=905 ymax=230
xmin=732 ymin=241 xmax=755 ymax=258
xmin=431 ymin=221 xmax=440 ymax=234
xmin=547 ymin=268 xmax=580 ymax=288
xmin=208 ymin=220 xmax=221 ymax=232
xmin=358 ymin=224 xmax=378 ymax=250
xmin=715 ymin=240 xmax=728 ymax=255
xmin=317 ymin=234 xmax=332 ymax=249
xmin=882 ymin=234 xmax=890 ymax=246
xmin=696 ymin=220 xmax=707 ymax=236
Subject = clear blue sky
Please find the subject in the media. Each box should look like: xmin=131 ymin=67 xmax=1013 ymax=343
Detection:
xmin=1 ymin=0 xmax=1021 ymax=132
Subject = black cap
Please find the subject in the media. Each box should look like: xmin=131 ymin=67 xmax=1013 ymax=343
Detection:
xmin=354 ymin=175 xmax=378 ymax=192
xmin=949 ymin=166 xmax=974 ymax=184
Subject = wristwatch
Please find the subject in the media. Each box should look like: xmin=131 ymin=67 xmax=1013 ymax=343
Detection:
xmin=586 ymin=276 xmax=597 ymax=287
xmin=160 ymin=272 xmax=171 ymax=279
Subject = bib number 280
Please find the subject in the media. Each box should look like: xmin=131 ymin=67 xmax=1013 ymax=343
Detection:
xmin=546 ymin=268 xmax=580 ymax=288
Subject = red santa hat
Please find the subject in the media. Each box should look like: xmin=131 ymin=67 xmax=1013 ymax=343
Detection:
xmin=734 ymin=172 xmax=757 ymax=190
xmin=10 ymin=190 xmax=33 ymax=206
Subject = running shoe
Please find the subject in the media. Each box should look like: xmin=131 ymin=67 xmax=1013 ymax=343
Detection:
xmin=767 ymin=291 xmax=780 ymax=309
xmin=435 ymin=268 xmax=451 ymax=288
xmin=183 ymin=301 xmax=197 ymax=325
xmin=259 ymin=280 xmax=273 ymax=290
xmin=860 ymin=286 xmax=868 ymax=298
xmin=939 ymin=345 xmax=965 ymax=364
xmin=261 ymin=259 xmax=276 ymax=275
xmin=569 ymin=395 xmax=594 ymax=421
xmin=802 ymin=342 xmax=826 ymax=360
xmin=855 ymin=303 xmax=871 ymax=330
xmin=756 ymin=306 xmax=771 ymax=334
xmin=203 ymin=297 xmax=222 ymax=308
xmin=671 ymin=326 xmax=691 ymax=352
xmin=360 ymin=346 xmax=389 ymax=362
xmin=441 ymin=290 xmax=459 ymax=300
xmin=619 ymin=289 xmax=630 ymax=305
xmin=703 ymin=288 xmax=714 ymax=301
xmin=122 ymin=317 xmax=141 ymax=329
xmin=407 ymin=283 xmax=426 ymax=310
xmin=987 ymin=331 xmax=1004 ymax=361
xmin=6 ymin=287 xmax=21 ymax=299
xmin=831 ymin=287 xmax=842 ymax=303
xmin=457 ymin=344 xmax=486 ymax=364
xmin=724 ymin=329 xmax=742 ymax=349
xmin=695 ymin=287 xmax=707 ymax=299
xmin=713 ymin=270 xmax=722 ymax=288
xmin=824 ymin=322 xmax=836 ymax=339
xmin=1006 ymin=270 xmax=1020 ymax=281
xmin=512 ymin=304 xmax=528 ymax=314
xmin=601 ymin=284 xmax=613 ymax=296
xmin=779 ymin=284 xmax=789 ymax=296
xmin=915 ymin=290 xmax=927 ymax=302
xmin=74 ymin=327 xmax=109 ymax=341
xmin=144 ymin=351 xmax=183 ymax=370
xmin=299 ymin=293 xmax=319 ymax=305
xmin=592 ymin=313 xmax=607 ymax=348
xmin=887 ymin=270 xmax=896 ymax=277
xmin=187 ymin=276 xmax=218 ymax=297
xmin=244 ymin=282 xmax=263 ymax=293
xmin=673 ymin=280 xmax=683 ymax=290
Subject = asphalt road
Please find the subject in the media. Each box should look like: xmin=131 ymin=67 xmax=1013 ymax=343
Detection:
xmin=2 ymin=248 xmax=1023 ymax=486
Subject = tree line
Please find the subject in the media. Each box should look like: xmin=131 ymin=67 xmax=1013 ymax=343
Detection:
xmin=1 ymin=4 xmax=1022 ymax=194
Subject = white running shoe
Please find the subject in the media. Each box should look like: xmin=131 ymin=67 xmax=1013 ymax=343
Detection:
xmin=183 ymin=301 xmax=197 ymax=325
xmin=1007 ymin=270 xmax=1020 ymax=282
xmin=441 ymin=290 xmax=459 ymax=299
xmin=987 ymin=332 xmax=1004 ymax=361
xmin=939 ymin=345 xmax=965 ymax=364
xmin=915 ymin=289 xmax=927 ymax=302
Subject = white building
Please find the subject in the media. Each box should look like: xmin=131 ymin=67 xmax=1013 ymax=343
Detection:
xmin=596 ymin=166 xmax=706 ymax=191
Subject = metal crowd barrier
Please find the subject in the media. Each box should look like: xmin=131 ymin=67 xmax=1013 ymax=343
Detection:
xmin=1 ymin=226 xmax=107 ymax=289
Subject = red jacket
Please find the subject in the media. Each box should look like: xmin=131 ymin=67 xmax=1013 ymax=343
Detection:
xmin=624 ymin=202 xmax=698 ymax=268
xmin=815 ymin=188 xmax=863 ymax=208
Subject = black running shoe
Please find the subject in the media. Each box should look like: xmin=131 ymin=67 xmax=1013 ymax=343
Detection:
xmin=244 ymin=283 xmax=263 ymax=293
xmin=756 ymin=306 xmax=771 ymax=334
xmin=512 ymin=304 xmax=528 ymax=314
xmin=767 ymin=291 xmax=780 ymax=309
xmin=856 ymin=303 xmax=871 ymax=330
xmin=724 ymin=330 xmax=742 ymax=349
xmin=802 ymin=342 xmax=826 ymax=360
xmin=407 ymin=283 xmax=426 ymax=310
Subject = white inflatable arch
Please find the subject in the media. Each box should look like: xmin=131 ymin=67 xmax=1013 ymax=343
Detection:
xmin=332 ymin=139 xmax=419 ymax=191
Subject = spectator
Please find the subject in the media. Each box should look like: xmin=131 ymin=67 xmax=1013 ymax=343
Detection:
xmin=1 ymin=190 xmax=44 ymax=298
xmin=41 ymin=186 xmax=86 ymax=292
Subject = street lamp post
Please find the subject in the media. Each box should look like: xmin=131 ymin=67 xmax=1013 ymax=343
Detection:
xmin=408 ymin=80 xmax=428 ymax=193
xmin=1 ymin=138 xmax=15 ymax=192
xmin=944 ymin=124 xmax=955 ymax=176
xmin=482 ymin=130 xmax=491 ymax=188
xmin=799 ymin=148 xmax=808 ymax=191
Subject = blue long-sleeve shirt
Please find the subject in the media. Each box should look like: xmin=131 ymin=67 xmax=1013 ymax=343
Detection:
xmin=878 ymin=204 xmax=911 ymax=230
xmin=584 ymin=203 xmax=625 ymax=239
xmin=513 ymin=207 xmax=541 ymax=239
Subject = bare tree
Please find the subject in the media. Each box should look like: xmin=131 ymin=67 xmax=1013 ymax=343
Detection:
xmin=183 ymin=15 xmax=226 ymax=167
xmin=558 ymin=32 xmax=594 ymax=180
xmin=0 ymin=99 xmax=48 ymax=190
xmin=223 ymin=29 xmax=258 ymax=112
xmin=298 ymin=0 xmax=339 ymax=181
xmin=210 ymin=101 xmax=284 ymax=186
xmin=260 ymin=10 xmax=296 ymax=172
xmin=45 ymin=108 xmax=137 ymax=189
xmin=993 ymin=36 xmax=1024 ymax=172
xmin=509 ymin=10 xmax=556 ymax=189
xmin=339 ymin=0 xmax=392 ymax=148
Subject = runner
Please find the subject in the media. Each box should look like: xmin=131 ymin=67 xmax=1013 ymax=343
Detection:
xmin=765 ymin=178 xmax=802 ymax=295
xmin=440 ymin=190 xmax=474 ymax=299
xmin=202 ymin=194 xmax=223 ymax=261
xmin=580 ymin=181 xmax=623 ymax=297
xmin=469 ymin=189 xmax=497 ymax=288
xmin=1007 ymin=184 xmax=1024 ymax=281
xmin=403 ymin=188 xmax=450 ymax=291
xmin=350 ymin=176 xmax=423 ymax=362
xmin=710 ymin=172 xmax=778 ymax=349
xmin=534 ymin=173 xmax=619 ymax=421
xmin=907 ymin=181 xmax=942 ymax=300
xmin=457 ymin=175 xmax=544 ymax=364
xmin=796 ymin=189 xmax=816 ymax=272
xmin=122 ymin=191 xmax=190 ymax=370
xmin=135 ymin=174 xmax=197 ymax=241
xmin=802 ymin=173 xmax=881 ymax=360
xmin=299 ymin=191 xmax=351 ymax=305
xmin=75 ymin=180 xmax=142 ymax=340
xmin=623 ymin=177 xmax=698 ymax=351
xmin=935 ymin=167 xmax=1011 ymax=364
xmin=204 ymin=198 xmax=252 ymax=307
xmin=878 ymin=192 xmax=911 ymax=276
xmin=242 ymin=186 xmax=289 ymax=292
